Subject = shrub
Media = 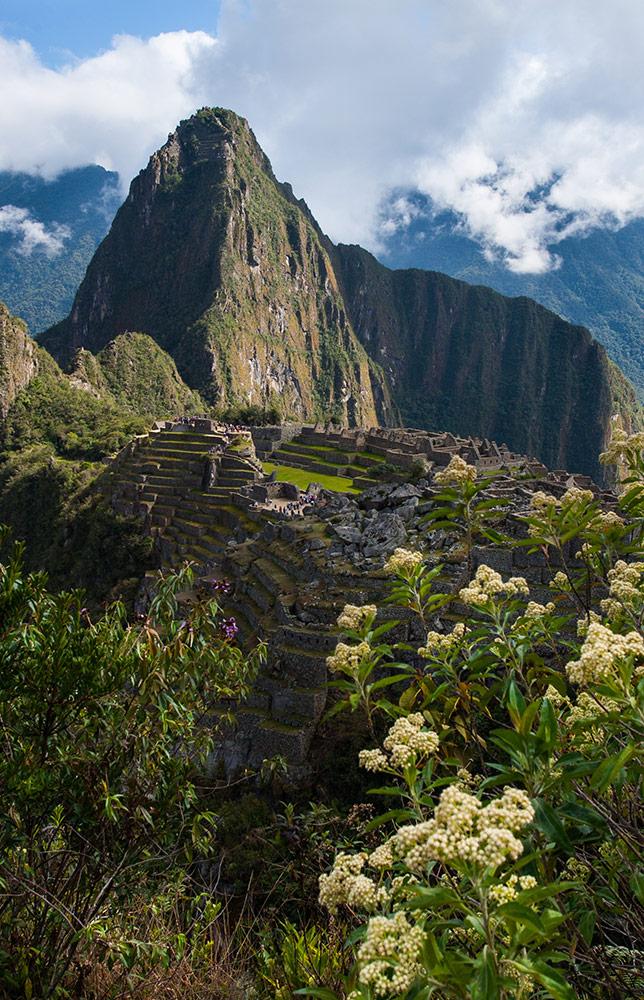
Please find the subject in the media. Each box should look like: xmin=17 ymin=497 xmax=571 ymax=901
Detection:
xmin=307 ymin=431 xmax=644 ymax=999
xmin=0 ymin=535 xmax=263 ymax=997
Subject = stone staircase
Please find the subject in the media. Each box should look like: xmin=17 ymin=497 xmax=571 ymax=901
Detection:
xmin=215 ymin=515 xmax=395 ymax=775
xmin=107 ymin=424 xmax=263 ymax=581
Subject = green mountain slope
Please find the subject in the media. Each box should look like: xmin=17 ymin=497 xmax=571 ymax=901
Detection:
xmin=42 ymin=109 xmax=388 ymax=427
xmin=0 ymin=166 xmax=119 ymax=333
xmin=377 ymin=193 xmax=644 ymax=399
xmin=332 ymin=244 xmax=626 ymax=481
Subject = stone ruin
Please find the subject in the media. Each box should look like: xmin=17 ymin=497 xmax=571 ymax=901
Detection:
xmin=100 ymin=418 xmax=615 ymax=783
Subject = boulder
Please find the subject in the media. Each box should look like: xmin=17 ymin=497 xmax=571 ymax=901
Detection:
xmin=362 ymin=511 xmax=407 ymax=558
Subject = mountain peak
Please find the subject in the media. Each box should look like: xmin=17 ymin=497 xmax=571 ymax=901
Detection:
xmin=39 ymin=110 xmax=637 ymax=478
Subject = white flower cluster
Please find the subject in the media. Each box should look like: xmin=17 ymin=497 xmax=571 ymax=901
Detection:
xmin=602 ymin=560 xmax=644 ymax=620
xmin=433 ymin=454 xmax=477 ymax=486
xmin=358 ymin=911 xmax=425 ymax=998
xmin=561 ymin=486 xmax=595 ymax=506
xmin=337 ymin=603 xmax=377 ymax=631
xmin=544 ymin=684 xmax=567 ymax=708
xmin=383 ymin=713 xmax=440 ymax=767
xmin=418 ymin=621 xmax=466 ymax=659
xmin=530 ymin=487 xmax=594 ymax=527
xmin=459 ymin=564 xmax=529 ymax=608
xmin=600 ymin=427 xmax=644 ymax=466
xmin=566 ymin=622 xmax=644 ymax=687
xmin=457 ymin=767 xmax=481 ymax=787
xmin=607 ymin=560 xmax=644 ymax=606
xmin=523 ymin=600 xmax=555 ymax=619
xmin=326 ymin=640 xmax=371 ymax=675
xmin=359 ymin=748 xmax=389 ymax=772
xmin=564 ymin=691 xmax=621 ymax=749
xmin=597 ymin=510 xmax=625 ymax=530
xmin=319 ymin=852 xmax=389 ymax=915
xmin=552 ymin=571 xmax=570 ymax=591
xmin=369 ymin=840 xmax=396 ymax=869
xmin=530 ymin=490 xmax=559 ymax=513
xmin=384 ymin=547 xmax=425 ymax=576
xmin=489 ymin=872 xmax=537 ymax=904
xmin=394 ymin=785 xmax=534 ymax=873
xmin=359 ymin=714 xmax=440 ymax=772
xmin=576 ymin=611 xmax=600 ymax=638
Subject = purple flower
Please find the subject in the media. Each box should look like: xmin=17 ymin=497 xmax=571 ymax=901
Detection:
xmin=220 ymin=617 xmax=239 ymax=640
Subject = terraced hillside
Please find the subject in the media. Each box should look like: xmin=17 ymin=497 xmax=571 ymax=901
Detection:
xmin=105 ymin=420 xmax=602 ymax=778
xmin=106 ymin=423 xmax=264 ymax=576
xmin=253 ymin=425 xmax=438 ymax=493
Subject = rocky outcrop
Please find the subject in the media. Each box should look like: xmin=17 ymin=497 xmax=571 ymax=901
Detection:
xmin=331 ymin=245 xmax=615 ymax=482
xmin=42 ymin=110 xmax=389 ymax=427
xmin=0 ymin=302 xmax=38 ymax=420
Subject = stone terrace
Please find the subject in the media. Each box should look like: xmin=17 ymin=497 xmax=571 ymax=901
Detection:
xmin=103 ymin=419 xmax=611 ymax=780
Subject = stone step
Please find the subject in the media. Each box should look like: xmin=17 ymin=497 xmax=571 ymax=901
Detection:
xmin=158 ymin=430 xmax=227 ymax=445
xmin=235 ymin=589 xmax=272 ymax=632
xmin=276 ymin=623 xmax=338 ymax=654
xmin=267 ymin=645 xmax=328 ymax=688
xmin=272 ymin=450 xmax=347 ymax=477
xmin=281 ymin=441 xmax=354 ymax=465
xmin=253 ymin=674 xmax=327 ymax=726
xmin=252 ymin=557 xmax=297 ymax=598
xmin=220 ymin=454 xmax=256 ymax=471
xmin=251 ymin=718 xmax=314 ymax=767
xmin=173 ymin=507 xmax=227 ymax=528
xmin=183 ymin=541 xmax=226 ymax=566
xmin=146 ymin=473 xmax=199 ymax=488
xmin=137 ymin=452 xmax=205 ymax=470
xmin=146 ymin=439 xmax=220 ymax=454
xmin=217 ymin=469 xmax=256 ymax=483
xmin=241 ymin=573 xmax=275 ymax=613
xmin=165 ymin=524 xmax=230 ymax=554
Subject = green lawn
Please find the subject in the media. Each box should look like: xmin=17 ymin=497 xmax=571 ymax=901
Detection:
xmin=262 ymin=462 xmax=359 ymax=493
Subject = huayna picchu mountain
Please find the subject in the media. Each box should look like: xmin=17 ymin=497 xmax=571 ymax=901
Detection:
xmin=41 ymin=108 xmax=639 ymax=481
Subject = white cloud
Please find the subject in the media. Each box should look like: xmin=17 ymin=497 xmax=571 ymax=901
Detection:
xmin=0 ymin=205 xmax=70 ymax=255
xmin=0 ymin=31 xmax=216 ymax=185
xmin=1 ymin=1 xmax=644 ymax=272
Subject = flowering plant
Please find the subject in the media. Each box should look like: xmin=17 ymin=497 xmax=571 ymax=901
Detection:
xmin=306 ymin=435 xmax=644 ymax=999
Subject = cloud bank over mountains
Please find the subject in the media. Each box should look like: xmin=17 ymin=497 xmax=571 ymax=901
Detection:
xmin=1 ymin=0 xmax=643 ymax=273
xmin=0 ymin=205 xmax=70 ymax=255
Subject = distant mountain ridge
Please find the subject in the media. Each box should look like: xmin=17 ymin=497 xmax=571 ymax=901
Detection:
xmin=377 ymin=192 xmax=644 ymax=399
xmin=39 ymin=108 xmax=640 ymax=480
xmin=0 ymin=166 xmax=119 ymax=333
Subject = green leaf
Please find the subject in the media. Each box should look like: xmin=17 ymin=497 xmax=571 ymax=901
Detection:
xmin=496 ymin=902 xmax=545 ymax=935
xmin=507 ymin=680 xmax=526 ymax=725
xmin=294 ymin=989 xmax=341 ymax=998
xmin=590 ymin=746 xmax=635 ymax=792
xmin=537 ymin=697 xmax=558 ymax=750
xmin=533 ymin=799 xmax=573 ymax=851
xmin=578 ymin=910 xmax=595 ymax=946
xmin=514 ymin=958 xmax=575 ymax=1000
xmin=406 ymin=885 xmax=460 ymax=909
xmin=471 ymin=945 xmax=499 ymax=1000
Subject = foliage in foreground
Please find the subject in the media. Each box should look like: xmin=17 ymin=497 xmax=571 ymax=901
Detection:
xmin=0 ymin=541 xmax=262 ymax=998
xmin=0 ymin=430 xmax=643 ymax=999
xmin=303 ymin=430 xmax=644 ymax=999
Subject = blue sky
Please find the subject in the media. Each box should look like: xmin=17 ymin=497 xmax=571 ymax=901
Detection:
xmin=0 ymin=0 xmax=220 ymax=65
xmin=0 ymin=0 xmax=643 ymax=269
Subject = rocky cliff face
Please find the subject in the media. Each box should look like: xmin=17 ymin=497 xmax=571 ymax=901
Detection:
xmin=42 ymin=109 xmax=388 ymax=427
xmin=0 ymin=302 xmax=38 ymax=420
xmin=41 ymin=108 xmax=632 ymax=479
xmin=331 ymin=245 xmax=615 ymax=480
